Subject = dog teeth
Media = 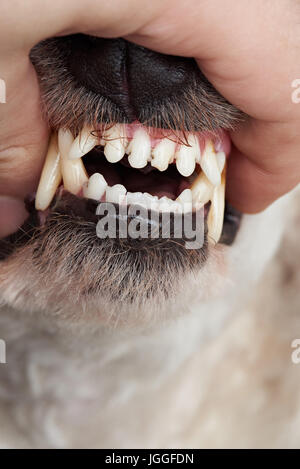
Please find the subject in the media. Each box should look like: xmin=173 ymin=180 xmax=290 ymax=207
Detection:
xmin=175 ymin=135 xmax=199 ymax=177
xmin=103 ymin=124 xmax=128 ymax=163
xmin=176 ymin=188 xmax=193 ymax=213
xmin=58 ymin=129 xmax=88 ymax=195
xmin=127 ymin=128 xmax=151 ymax=169
xmin=200 ymin=140 xmax=221 ymax=186
xmin=106 ymin=184 xmax=127 ymax=204
xmin=216 ymin=151 xmax=226 ymax=173
xmin=83 ymin=173 xmax=107 ymax=201
xmin=35 ymin=134 xmax=62 ymax=211
xmin=151 ymin=138 xmax=176 ymax=171
xmin=207 ymin=167 xmax=226 ymax=244
xmin=191 ymin=172 xmax=214 ymax=207
xmin=69 ymin=126 xmax=98 ymax=160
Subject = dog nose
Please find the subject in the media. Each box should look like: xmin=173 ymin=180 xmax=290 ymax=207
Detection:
xmin=67 ymin=35 xmax=199 ymax=121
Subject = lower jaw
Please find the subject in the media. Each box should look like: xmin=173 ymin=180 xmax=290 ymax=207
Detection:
xmin=0 ymin=190 xmax=242 ymax=263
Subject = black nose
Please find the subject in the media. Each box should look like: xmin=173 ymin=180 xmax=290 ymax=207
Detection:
xmin=30 ymin=34 xmax=244 ymax=132
xmin=67 ymin=35 xmax=200 ymax=122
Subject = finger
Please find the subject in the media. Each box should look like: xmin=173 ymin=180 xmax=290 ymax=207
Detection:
xmin=226 ymin=118 xmax=300 ymax=213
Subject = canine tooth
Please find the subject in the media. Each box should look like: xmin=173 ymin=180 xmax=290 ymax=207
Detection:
xmin=151 ymin=138 xmax=176 ymax=171
xmin=175 ymin=135 xmax=199 ymax=177
xmin=207 ymin=167 xmax=226 ymax=244
xmin=200 ymin=140 xmax=221 ymax=186
xmin=69 ymin=127 xmax=98 ymax=160
xmin=127 ymin=128 xmax=151 ymax=168
xmin=216 ymin=151 xmax=226 ymax=173
xmin=103 ymin=124 xmax=128 ymax=163
xmin=106 ymin=184 xmax=127 ymax=204
xmin=83 ymin=173 xmax=107 ymax=201
xmin=191 ymin=172 xmax=214 ymax=206
xmin=58 ymin=129 xmax=88 ymax=195
xmin=35 ymin=134 xmax=62 ymax=211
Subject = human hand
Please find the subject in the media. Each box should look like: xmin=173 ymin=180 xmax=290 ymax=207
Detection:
xmin=0 ymin=0 xmax=299 ymax=238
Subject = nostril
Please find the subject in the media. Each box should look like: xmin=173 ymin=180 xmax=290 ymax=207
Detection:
xmin=67 ymin=35 xmax=200 ymax=122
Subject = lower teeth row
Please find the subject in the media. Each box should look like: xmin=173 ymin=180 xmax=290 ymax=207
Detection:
xmin=35 ymin=129 xmax=227 ymax=244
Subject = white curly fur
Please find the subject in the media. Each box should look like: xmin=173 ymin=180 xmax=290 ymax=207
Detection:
xmin=0 ymin=189 xmax=299 ymax=448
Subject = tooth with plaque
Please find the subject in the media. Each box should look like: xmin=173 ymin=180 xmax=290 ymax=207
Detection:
xmin=175 ymin=134 xmax=199 ymax=177
xmin=127 ymin=128 xmax=151 ymax=169
xmin=103 ymin=124 xmax=128 ymax=163
xmin=83 ymin=173 xmax=107 ymax=201
xmin=35 ymin=134 xmax=62 ymax=211
xmin=58 ymin=129 xmax=88 ymax=195
xmin=151 ymin=138 xmax=176 ymax=171
xmin=69 ymin=126 xmax=99 ymax=160
xmin=207 ymin=166 xmax=226 ymax=244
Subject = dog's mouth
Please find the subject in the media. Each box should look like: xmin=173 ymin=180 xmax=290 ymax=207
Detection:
xmin=0 ymin=35 xmax=244 ymax=306
xmin=36 ymin=123 xmax=229 ymax=244
xmin=28 ymin=34 xmax=244 ymax=250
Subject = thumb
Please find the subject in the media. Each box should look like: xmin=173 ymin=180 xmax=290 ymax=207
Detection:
xmin=0 ymin=52 xmax=49 ymax=237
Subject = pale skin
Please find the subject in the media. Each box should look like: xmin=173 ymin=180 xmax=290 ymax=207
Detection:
xmin=0 ymin=0 xmax=299 ymax=237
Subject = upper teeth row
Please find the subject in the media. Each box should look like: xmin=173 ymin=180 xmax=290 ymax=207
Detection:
xmin=68 ymin=124 xmax=225 ymax=182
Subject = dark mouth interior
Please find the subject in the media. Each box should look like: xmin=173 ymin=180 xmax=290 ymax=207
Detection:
xmin=83 ymin=147 xmax=194 ymax=200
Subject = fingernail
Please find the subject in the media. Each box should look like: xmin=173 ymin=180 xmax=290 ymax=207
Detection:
xmin=0 ymin=196 xmax=29 ymax=238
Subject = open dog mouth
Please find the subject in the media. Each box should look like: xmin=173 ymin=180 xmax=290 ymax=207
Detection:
xmin=0 ymin=35 xmax=244 ymax=305
xmin=36 ymin=124 xmax=229 ymax=244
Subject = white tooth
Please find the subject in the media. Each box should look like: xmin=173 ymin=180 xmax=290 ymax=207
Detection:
xmin=207 ymin=167 xmax=226 ymax=244
xmin=191 ymin=172 xmax=214 ymax=206
xmin=103 ymin=124 xmax=128 ymax=163
xmin=83 ymin=173 xmax=107 ymax=201
xmin=127 ymin=192 xmax=149 ymax=209
xmin=200 ymin=140 xmax=221 ymax=186
xmin=35 ymin=134 xmax=62 ymax=211
xmin=158 ymin=196 xmax=178 ymax=213
xmin=105 ymin=184 xmax=127 ymax=204
xmin=176 ymin=188 xmax=193 ymax=213
xmin=127 ymin=128 xmax=151 ymax=168
xmin=175 ymin=135 xmax=199 ymax=177
xmin=151 ymin=138 xmax=176 ymax=172
xmin=69 ymin=127 xmax=98 ymax=160
xmin=58 ymin=128 xmax=88 ymax=195
xmin=216 ymin=151 xmax=226 ymax=173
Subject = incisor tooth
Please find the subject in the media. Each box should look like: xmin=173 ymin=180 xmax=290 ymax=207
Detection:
xmin=200 ymin=140 xmax=221 ymax=186
xmin=106 ymin=184 xmax=127 ymax=204
xmin=58 ymin=129 xmax=88 ymax=195
xmin=207 ymin=166 xmax=226 ymax=244
xmin=175 ymin=135 xmax=199 ymax=177
xmin=83 ymin=173 xmax=107 ymax=201
xmin=127 ymin=128 xmax=151 ymax=168
xmin=35 ymin=134 xmax=62 ymax=211
xmin=103 ymin=124 xmax=128 ymax=163
xmin=69 ymin=127 xmax=98 ymax=160
xmin=191 ymin=172 xmax=214 ymax=206
xmin=151 ymin=138 xmax=176 ymax=171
